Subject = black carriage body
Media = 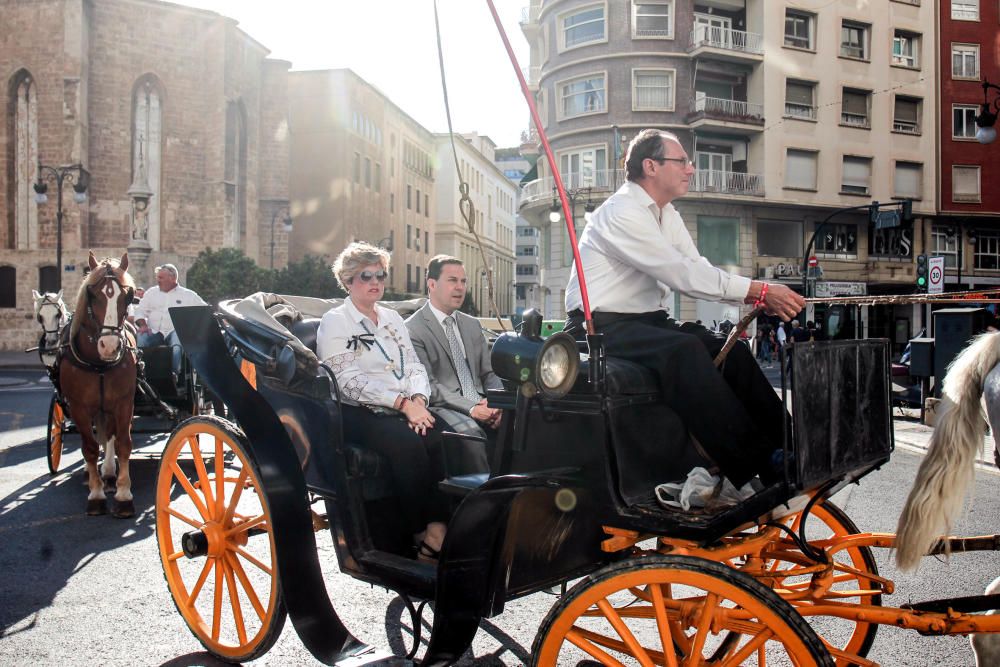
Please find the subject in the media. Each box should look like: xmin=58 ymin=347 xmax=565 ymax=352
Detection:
xmin=171 ymin=303 xmax=894 ymax=665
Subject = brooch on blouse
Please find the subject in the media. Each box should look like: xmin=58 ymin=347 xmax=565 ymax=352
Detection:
xmin=346 ymin=333 xmax=376 ymax=351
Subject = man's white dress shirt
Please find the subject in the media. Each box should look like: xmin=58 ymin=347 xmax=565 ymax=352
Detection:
xmin=317 ymin=297 xmax=431 ymax=408
xmin=133 ymin=284 xmax=206 ymax=336
xmin=565 ymin=181 xmax=751 ymax=314
xmin=427 ymin=302 xmax=468 ymax=358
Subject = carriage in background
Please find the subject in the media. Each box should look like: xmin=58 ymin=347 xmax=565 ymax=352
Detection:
xmin=152 ymin=290 xmax=1000 ymax=666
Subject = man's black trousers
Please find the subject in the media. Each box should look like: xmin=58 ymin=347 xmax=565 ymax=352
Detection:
xmin=567 ymin=310 xmax=787 ymax=487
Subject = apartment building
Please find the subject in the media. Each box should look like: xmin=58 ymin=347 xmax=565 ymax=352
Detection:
xmin=495 ymin=145 xmax=541 ymax=315
xmin=288 ymin=69 xmax=436 ymax=297
xmin=935 ymin=0 xmax=1000 ymax=293
xmin=434 ymin=134 xmax=517 ymax=315
xmin=518 ymin=0 xmax=938 ymax=350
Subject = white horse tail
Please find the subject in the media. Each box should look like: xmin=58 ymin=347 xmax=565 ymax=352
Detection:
xmin=895 ymin=331 xmax=1000 ymax=571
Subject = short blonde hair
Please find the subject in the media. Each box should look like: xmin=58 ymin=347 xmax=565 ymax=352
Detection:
xmin=332 ymin=242 xmax=391 ymax=290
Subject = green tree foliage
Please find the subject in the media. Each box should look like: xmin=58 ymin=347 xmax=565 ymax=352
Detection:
xmin=273 ymin=255 xmax=345 ymax=299
xmin=186 ymin=247 xmax=271 ymax=306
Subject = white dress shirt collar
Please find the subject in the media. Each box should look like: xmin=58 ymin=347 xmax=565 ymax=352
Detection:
xmin=344 ymin=296 xmax=388 ymax=330
xmin=427 ymin=301 xmax=458 ymax=328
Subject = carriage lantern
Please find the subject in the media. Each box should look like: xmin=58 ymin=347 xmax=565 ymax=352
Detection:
xmin=975 ymin=80 xmax=1000 ymax=144
xmin=491 ymin=308 xmax=580 ymax=398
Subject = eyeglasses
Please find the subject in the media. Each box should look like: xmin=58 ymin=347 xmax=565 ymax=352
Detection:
xmin=650 ymin=157 xmax=694 ymax=167
xmin=356 ymin=270 xmax=388 ymax=283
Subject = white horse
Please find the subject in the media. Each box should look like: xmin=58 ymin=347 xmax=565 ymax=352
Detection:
xmin=894 ymin=331 xmax=1000 ymax=664
xmin=32 ymin=289 xmax=68 ymax=368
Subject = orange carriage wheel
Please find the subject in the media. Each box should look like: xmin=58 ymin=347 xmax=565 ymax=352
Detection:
xmin=46 ymin=396 xmax=66 ymax=475
xmin=758 ymin=500 xmax=881 ymax=665
xmin=532 ymin=555 xmax=833 ymax=666
xmin=156 ymin=416 xmax=286 ymax=662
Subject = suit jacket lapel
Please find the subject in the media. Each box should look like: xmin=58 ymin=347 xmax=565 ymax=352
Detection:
xmin=455 ymin=312 xmax=483 ymax=392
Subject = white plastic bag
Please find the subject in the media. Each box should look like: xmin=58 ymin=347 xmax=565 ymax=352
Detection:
xmin=655 ymin=467 xmax=758 ymax=511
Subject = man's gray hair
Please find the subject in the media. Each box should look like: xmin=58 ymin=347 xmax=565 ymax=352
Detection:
xmin=155 ymin=263 xmax=178 ymax=280
xmin=625 ymin=129 xmax=682 ymax=182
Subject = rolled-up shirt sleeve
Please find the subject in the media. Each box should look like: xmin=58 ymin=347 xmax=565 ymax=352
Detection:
xmin=591 ymin=200 xmax=750 ymax=304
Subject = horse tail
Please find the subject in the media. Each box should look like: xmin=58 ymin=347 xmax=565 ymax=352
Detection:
xmin=895 ymin=331 xmax=1000 ymax=571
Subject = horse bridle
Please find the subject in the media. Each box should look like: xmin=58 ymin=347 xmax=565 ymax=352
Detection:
xmin=37 ymin=296 xmax=67 ymax=337
xmin=75 ymin=264 xmax=136 ymax=364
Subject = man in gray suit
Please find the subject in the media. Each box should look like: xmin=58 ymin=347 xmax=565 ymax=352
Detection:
xmin=406 ymin=256 xmax=502 ymax=469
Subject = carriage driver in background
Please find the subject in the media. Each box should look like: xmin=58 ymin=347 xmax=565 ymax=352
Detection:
xmin=564 ymin=128 xmax=806 ymax=488
xmin=133 ymin=264 xmax=206 ymax=379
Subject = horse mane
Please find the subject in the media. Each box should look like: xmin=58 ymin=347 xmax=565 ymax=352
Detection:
xmin=69 ymin=257 xmax=135 ymax=339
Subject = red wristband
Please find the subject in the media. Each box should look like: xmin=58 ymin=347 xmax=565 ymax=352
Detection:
xmin=753 ymin=283 xmax=769 ymax=309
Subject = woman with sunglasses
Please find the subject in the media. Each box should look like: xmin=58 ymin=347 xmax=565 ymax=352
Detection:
xmin=317 ymin=242 xmax=448 ymax=560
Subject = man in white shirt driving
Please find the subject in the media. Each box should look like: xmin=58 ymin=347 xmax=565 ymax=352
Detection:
xmin=564 ymin=129 xmax=805 ymax=487
xmin=133 ymin=263 xmax=206 ymax=376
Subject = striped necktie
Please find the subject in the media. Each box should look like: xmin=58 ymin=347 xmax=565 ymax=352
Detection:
xmin=444 ymin=316 xmax=478 ymax=400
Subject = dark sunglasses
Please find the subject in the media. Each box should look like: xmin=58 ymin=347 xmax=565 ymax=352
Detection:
xmin=356 ymin=270 xmax=388 ymax=283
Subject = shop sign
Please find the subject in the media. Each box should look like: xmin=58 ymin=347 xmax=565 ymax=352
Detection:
xmin=814 ymin=281 xmax=867 ymax=297
xmin=868 ymin=225 xmax=913 ymax=258
xmin=760 ymin=263 xmax=803 ymax=279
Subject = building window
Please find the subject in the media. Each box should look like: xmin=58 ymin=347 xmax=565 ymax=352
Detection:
xmin=953 ymin=165 xmax=981 ymax=203
xmin=353 ymin=153 xmax=361 ymax=183
xmin=225 ymin=100 xmax=248 ymax=249
xmin=424 ymin=194 xmax=429 ymax=217
xmin=558 ymin=74 xmax=606 ymax=118
xmin=953 ymin=104 xmax=980 ymax=139
xmin=892 ymin=30 xmax=920 ymax=68
xmin=931 ymin=226 xmax=959 ymax=268
xmin=632 ymin=1 xmax=673 ymax=39
xmin=561 ymin=5 xmax=605 ymax=49
xmin=757 ymin=220 xmax=802 ymax=257
xmin=415 ymin=227 xmax=421 ymax=252
xmin=840 ymin=20 xmax=869 ymax=60
xmin=517 ymin=246 xmax=537 ymax=256
xmin=784 ymin=79 xmax=816 ymax=120
xmin=894 ymin=161 xmax=923 ymax=199
xmin=11 ymin=70 xmax=38 ymax=251
xmin=841 ymin=156 xmax=873 ymax=195
xmin=416 ymin=189 xmax=421 ymax=214
xmin=407 ymin=224 xmax=412 ymax=249
xmin=390 ymin=193 xmax=394 ymax=213
xmin=975 ymin=232 xmax=1000 ymax=269
xmin=632 ymin=69 xmax=674 ymax=110
xmin=559 ymin=146 xmax=608 ymax=190
xmin=375 ymin=163 xmax=381 ymax=193
xmin=784 ymin=149 xmax=817 ymax=190
xmin=841 ymin=88 xmax=871 ymax=128
xmin=952 ymin=43 xmax=980 ymax=78
xmin=893 ymin=96 xmax=921 ymax=134
xmin=407 ymin=184 xmax=412 ymax=209
xmin=38 ymin=265 xmax=58 ymax=294
xmin=697 ymin=217 xmax=740 ymax=267
xmin=952 ymin=0 xmax=979 ymax=20
xmin=364 ymin=157 xmax=371 ymax=188
xmin=0 ymin=266 xmax=15 ymax=307
xmin=815 ymin=223 xmax=858 ymax=256
xmin=784 ymin=9 xmax=815 ymax=49
xmin=424 ymin=230 xmax=429 ymax=250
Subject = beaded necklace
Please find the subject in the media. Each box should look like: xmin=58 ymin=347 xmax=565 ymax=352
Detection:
xmin=360 ymin=320 xmax=405 ymax=380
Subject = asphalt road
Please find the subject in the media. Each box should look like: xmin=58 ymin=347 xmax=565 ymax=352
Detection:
xmin=1 ymin=367 xmax=999 ymax=666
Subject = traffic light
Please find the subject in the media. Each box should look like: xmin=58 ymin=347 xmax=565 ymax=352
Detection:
xmin=915 ymin=254 xmax=928 ymax=292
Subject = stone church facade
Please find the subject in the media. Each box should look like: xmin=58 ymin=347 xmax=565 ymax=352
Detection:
xmin=0 ymin=0 xmax=290 ymax=349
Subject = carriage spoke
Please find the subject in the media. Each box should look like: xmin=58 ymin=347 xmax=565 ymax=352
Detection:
xmin=187 ymin=436 xmax=215 ymax=516
xmin=223 ymin=467 xmax=250 ymax=527
xmin=650 ymin=584 xmax=680 ymax=667
xmin=226 ymin=551 xmax=267 ymax=622
xmin=223 ymin=555 xmax=249 ymax=646
xmin=167 ymin=550 xmax=186 ymax=562
xmin=215 ymin=436 xmax=225 ymax=520
xmin=166 ymin=504 xmax=203 ymax=530
xmin=719 ymin=627 xmax=773 ymax=666
xmin=595 ymin=598 xmax=656 ymax=667
xmin=211 ymin=560 xmax=224 ymax=641
xmin=169 ymin=461 xmax=211 ymax=521
xmin=234 ymin=546 xmax=274 ymax=576
xmin=187 ymin=559 xmax=213 ymax=606
xmin=227 ymin=514 xmax=267 ymax=538
xmin=565 ymin=628 xmax=628 ymax=666
xmin=682 ymin=592 xmax=718 ymax=667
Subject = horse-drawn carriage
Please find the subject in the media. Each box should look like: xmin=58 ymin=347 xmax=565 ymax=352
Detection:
xmin=149 ymin=289 xmax=1000 ymax=666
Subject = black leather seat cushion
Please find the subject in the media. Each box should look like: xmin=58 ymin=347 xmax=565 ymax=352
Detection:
xmin=575 ymin=356 xmax=660 ymax=395
xmin=290 ymin=318 xmax=322 ymax=354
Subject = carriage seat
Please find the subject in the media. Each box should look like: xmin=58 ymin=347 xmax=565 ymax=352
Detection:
xmin=290 ymin=317 xmax=323 ymax=355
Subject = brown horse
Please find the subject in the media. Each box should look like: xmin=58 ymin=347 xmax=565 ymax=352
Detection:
xmin=59 ymin=251 xmax=138 ymax=517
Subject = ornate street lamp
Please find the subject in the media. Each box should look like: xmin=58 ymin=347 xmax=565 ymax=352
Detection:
xmin=975 ymin=80 xmax=1000 ymax=144
xmin=34 ymin=163 xmax=90 ymax=290
xmin=270 ymin=206 xmax=292 ymax=269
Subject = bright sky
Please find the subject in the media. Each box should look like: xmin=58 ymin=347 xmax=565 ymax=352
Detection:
xmin=176 ymin=0 xmax=530 ymax=148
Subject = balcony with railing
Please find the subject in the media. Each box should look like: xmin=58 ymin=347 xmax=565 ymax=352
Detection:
xmin=784 ymin=102 xmax=817 ymax=121
xmin=840 ymin=112 xmax=870 ymax=129
xmin=689 ymin=25 xmax=764 ymax=61
xmin=687 ymin=96 xmax=764 ymax=133
xmin=892 ymin=119 xmax=920 ymax=135
xmin=687 ymin=170 xmax=764 ymax=197
xmin=519 ymin=169 xmax=624 ymax=207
